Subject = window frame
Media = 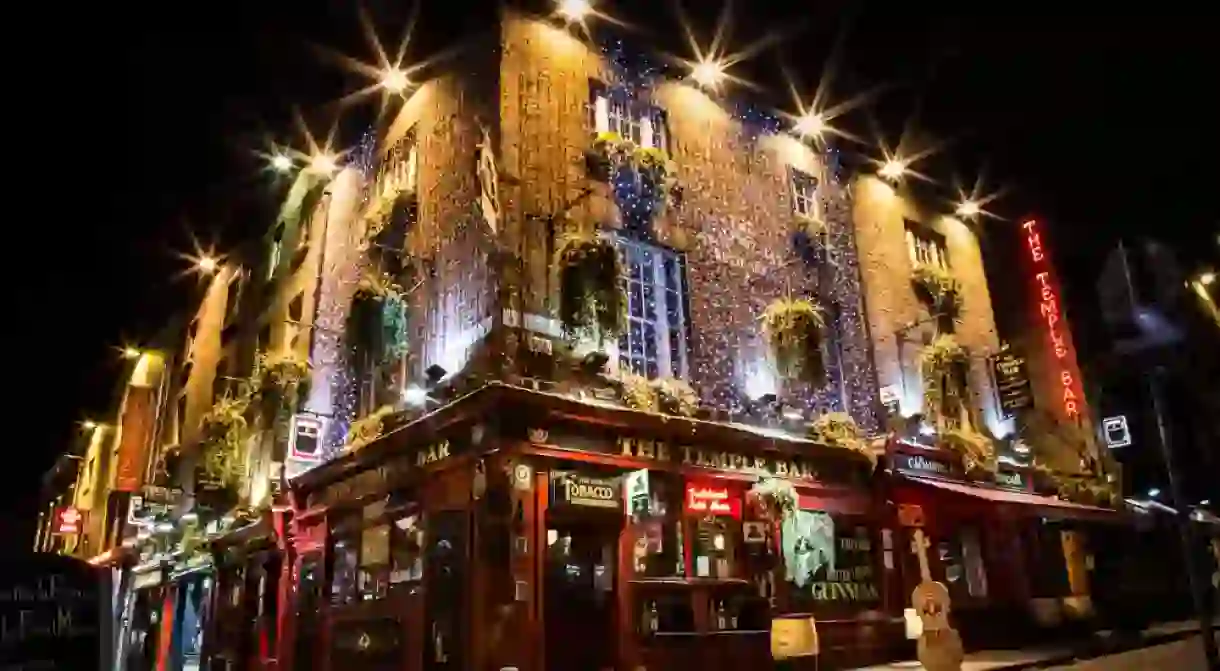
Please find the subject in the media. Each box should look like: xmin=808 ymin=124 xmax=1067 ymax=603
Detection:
xmin=789 ymin=167 xmax=822 ymax=223
xmin=608 ymin=232 xmax=691 ymax=381
xmin=589 ymin=82 xmax=670 ymax=153
xmin=904 ymin=220 xmax=949 ymax=270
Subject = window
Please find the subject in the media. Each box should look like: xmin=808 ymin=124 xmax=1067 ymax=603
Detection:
xmin=937 ymin=526 xmax=988 ymax=600
xmin=329 ymin=503 xmax=420 ymax=605
xmin=268 ymin=224 xmax=285 ymax=280
xmin=614 ymin=235 xmax=689 ymax=380
xmin=590 ymin=85 xmax=668 ymax=151
xmin=288 ymin=294 xmax=304 ymax=323
xmin=905 ymin=221 xmax=948 ymax=269
xmin=790 ymin=168 xmax=821 ymax=222
xmin=627 ymin=472 xmax=684 ymax=578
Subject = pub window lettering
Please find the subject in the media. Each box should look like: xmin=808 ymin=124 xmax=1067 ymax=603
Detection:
xmin=904 ymin=221 xmax=948 ymax=270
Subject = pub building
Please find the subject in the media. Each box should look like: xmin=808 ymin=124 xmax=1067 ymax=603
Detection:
xmin=882 ymin=437 xmax=1126 ymax=648
xmin=281 ymin=383 xmax=903 ymax=671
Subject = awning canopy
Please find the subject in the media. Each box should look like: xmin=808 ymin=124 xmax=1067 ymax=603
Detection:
xmin=899 ymin=474 xmax=1127 ymax=523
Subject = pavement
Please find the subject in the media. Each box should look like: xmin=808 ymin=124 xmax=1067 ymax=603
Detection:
xmin=849 ymin=619 xmax=1219 ymax=671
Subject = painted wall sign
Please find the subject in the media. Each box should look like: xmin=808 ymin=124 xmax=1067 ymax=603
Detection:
xmin=550 ymin=472 xmax=621 ymax=510
xmin=1102 ymin=415 xmax=1132 ymax=449
xmin=308 ymin=439 xmax=459 ymax=508
xmin=290 ymin=414 xmax=325 ymax=462
xmin=624 ymin=469 xmax=651 ymax=516
xmin=990 ymin=343 xmax=1034 ymax=418
xmin=618 ymin=437 xmax=822 ymax=481
xmin=684 ymin=484 xmax=741 ymax=518
xmin=1020 ymin=218 xmax=1090 ymax=424
xmin=0 ymin=554 xmax=109 ymax=670
xmin=114 ymin=386 xmax=155 ymax=492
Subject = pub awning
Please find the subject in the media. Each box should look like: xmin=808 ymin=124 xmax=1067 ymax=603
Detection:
xmin=899 ymin=474 xmax=1127 ymax=523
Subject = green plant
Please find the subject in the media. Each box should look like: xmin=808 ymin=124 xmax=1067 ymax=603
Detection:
xmin=809 ymin=412 xmax=876 ymax=468
xmin=652 ymin=376 xmax=699 ymax=417
xmin=760 ymin=297 xmax=826 ymax=384
xmin=940 ymin=425 xmax=996 ymax=475
xmin=554 ymin=230 xmax=626 ymax=343
xmin=363 ymin=183 xmax=406 ymax=242
xmin=617 ymin=371 xmax=658 ymax=412
xmin=343 ymin=405 xmax=397 ymax=453
xmin=347 ymin=270 xmax=409 ymax=365
xmin=920 ymin=335 xmax=967 ymax=425
xmin=199 ymin=395 xmax=251 ymax=489
xmin=911 ymin=263 xmax=962 ymax=315
xmin=749 ymin=476 xmax=799 ymax=520
xmin=252 ymin=349 xmax=311 ymax=416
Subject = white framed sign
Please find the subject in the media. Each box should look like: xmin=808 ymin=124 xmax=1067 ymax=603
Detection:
xmin=289 ymin=414 xmax=325 ymax=462
xmin=1102 ymin=415 xmax=1131 ymax=449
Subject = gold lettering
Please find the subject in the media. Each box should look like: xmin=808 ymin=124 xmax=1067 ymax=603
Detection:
xmin=656 ymin=442 xmax=670 ymax=462
xmin=639 ymin=439 xmax=656 ymax=460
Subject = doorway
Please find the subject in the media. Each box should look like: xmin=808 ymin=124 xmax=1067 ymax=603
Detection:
xmin=543 ymin=518 xmax=620 ymax=671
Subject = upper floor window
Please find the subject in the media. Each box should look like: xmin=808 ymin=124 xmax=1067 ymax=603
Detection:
xmin=614 ymin=235 xmax=689 ymax=380
xmin=790 ymin=168 xmax=821 ymax=221
xmin=905 ymin=221 xmax=948 ymax=270
xmin=269 ymin=223 xmax=286 ymax=280
xmin=590 ymin=85 xmax=668 ymax=151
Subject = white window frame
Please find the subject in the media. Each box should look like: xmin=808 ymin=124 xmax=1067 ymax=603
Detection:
xmin=268 ymin=240 xmax=282 ymax=280
xmin=592 ymin=91 xmax=666 ymax=151
xmin=790 ymin=168 xmax=821 ymax=222
xmin=606 ymin=233 xmax=690 ymax=380
xmin=905 ymin=223 xmax=948 ymax=270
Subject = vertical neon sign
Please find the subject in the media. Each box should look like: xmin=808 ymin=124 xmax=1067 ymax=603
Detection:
xmin=1021 ymin=219 xmax=1088 ymax=422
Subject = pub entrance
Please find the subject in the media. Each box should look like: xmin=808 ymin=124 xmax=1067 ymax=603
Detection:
xmin=544 ymin=470 xmax=624 ymax=671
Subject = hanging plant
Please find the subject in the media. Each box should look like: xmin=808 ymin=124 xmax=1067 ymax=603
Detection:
xmin=362 ymin=183 xmax=406 ymax=244
xmin=748 ymin=476 xmax=799 ymax=521
xmin=940 ymin=426 xmax=996 ymax=476
xmin=633 ymin=146 xmax=680 ymax=216
xmin=809 ymin=412 xmax=876 ymax=469
xmin=911 ymin=263 xmax=962 ymax=316
xmin=253 ymin=349 xmax=312 ymax=416
xmin=554 ymin=230 xmax=626 ymax=343
xmin=760 ymin=297 xmax=826 ymax=384
xmin=652 ymin=376 xmax=699 ymax=417
xmin=617 ymin=370 xmax=658 ymax=412
xmin=198 ymin=395 xmax=250 ymax=490
xmin=343 ymin=405 xmax=397 ymax=453
xmin=347 ymin=270 xmax=408 ymax=364
xmin=920 ymin=334 xmax=967 ymax=424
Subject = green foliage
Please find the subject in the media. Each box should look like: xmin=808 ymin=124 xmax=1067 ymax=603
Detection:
xmin=809 ymin=412 xmax=875 ymax=468
xmin=749 ymin=476 xmax=799 ymax=520
xmin=347 ymin=270 xmax=409 ymax=366
xmin=920 ymin=335 xmax=967 ymax=425
xmin=760 ymin=297 xmax=826 ymax=384
xmin=617 ymin=370 xmax=657 ymax=411
xmin=199 ymin=394 xmax=250 ymax=490
xmin=940 ymin=425 xmax=996 ymax=475
xmin=653 ymin=376 xmax=699 ymax=417
xmin=343 ymin=405 xmax=397 ymax=453
xmin=252 ymin=349 xmax=311 ymax=416
xmin=911 ymin=263 xmax=962 ymax=316
xmin=555 ymin=231 xmax=626 ymax=342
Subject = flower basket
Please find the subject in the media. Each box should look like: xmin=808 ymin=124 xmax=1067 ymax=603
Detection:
xmin=911 ymin=263 xmax=962 ymax=316
xmin=940 ymin=426 xmax=996 ymax=475
xmin=748 ymin=477 xmax=799 ymax=522
xmin=555 ymin=231 xmax=626 ymax=343
xmin=198 ymin=395 xmax=250 ymax=492
xmin=343 ymin=405 xmax=397 ymax=453
xmin=617 ymin=371 xmax=658 ymax=412
xmin=760 ymin=297 xmax=827 ymax=385
xmin=652 ymin=376 xmax=699 ymax=417
xmin=920 ymin=335 xmax=967 ymax=424
xmin=809 ymin=412 xmax=876 ymax=469
xmin=253 ymin=350 xmax=311 ymax=417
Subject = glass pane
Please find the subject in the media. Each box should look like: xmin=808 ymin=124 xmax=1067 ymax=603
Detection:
xmin=665 ymin=291 xmax=681 ymax=325
xmin=643 ymin=283 xmax=656 ymax=314
xmin=645 ymin=359 xmax=659 ymax=380
xmin=629 ymin=282 xmax=644 ymax=315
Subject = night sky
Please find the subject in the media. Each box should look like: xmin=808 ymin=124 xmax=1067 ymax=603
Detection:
xmin=11 ymin=2 xmax=1216 ymax=544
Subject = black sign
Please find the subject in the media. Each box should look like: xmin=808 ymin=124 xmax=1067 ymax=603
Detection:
xmin=994 ymin=469 xmax=1028 ymax=490
xmin=550 ymin=472 xmax=621 ymax=510
xmin=0 ymin=554 xmax=108 ymax=670
xmin=894 ymin=453 xmax=955 ymax=478
xmin=991 ymin=345 xmax=1033 ymax=418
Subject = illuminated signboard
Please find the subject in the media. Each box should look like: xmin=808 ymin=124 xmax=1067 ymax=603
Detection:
xmin=684 ymin=484 xmax=742 ymax=518
xmin=289 ymin=413 xmax=325 ymax=462
xmin=55 ymin=506 xmax=83 ymax=534
xmin=1102 ymin=415 xmax=1132 ymax=449
xmin=1021 ymin=219 xmax=1090 ymax=423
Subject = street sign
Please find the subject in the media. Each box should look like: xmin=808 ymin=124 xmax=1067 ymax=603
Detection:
xmin=289 ymin=413 xmax=325 ymax=462
xmin=1102 ymin=415 xmax=1132 ymax=449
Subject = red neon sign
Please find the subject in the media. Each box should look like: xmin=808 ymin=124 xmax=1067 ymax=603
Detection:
xmin=1021 ymin=219 xmax=1088 ymax=422
xmin=684 ymin=485 xmax=741 ymax=518
xmin=55 ymin=506 xmax=82 ymax=535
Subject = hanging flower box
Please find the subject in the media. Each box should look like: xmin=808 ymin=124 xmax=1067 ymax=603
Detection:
xmin=554 ymin=230 xmax=626 ymax=343
xmin=760 ymin=297 xmax=827 ymax=385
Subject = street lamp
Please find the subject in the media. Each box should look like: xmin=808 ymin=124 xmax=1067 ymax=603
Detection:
xmin=879 ymin=158 xmax=906 ymax=181
xmin=197 ymin=255 xmax=219 ymax=274
xmin=1200 ymin=271 xmax=1215 ymax=286
xmin=381 ymin=68 xmax=409 ymax=95
xmin=556 ymin=0 xmax=591 ymax=20
xmin=690 ymin=58 xmax=726 ymax=89
xmin=794 ymin=112 xmax=826 ymax=138
xmin=270 ymin=154 xmax=293 ymax=173
xmin=121 ymin=347 xmax=142 ymax=360
xmin=309 ymin=153 xmax=338 ymax=175
xmin=955 ymin=200 xmax=980 ymax=218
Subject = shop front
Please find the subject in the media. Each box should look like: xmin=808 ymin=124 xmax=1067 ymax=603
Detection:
xmin=204 ymin=512 xmax=287 ymax=671
xmin=884 ymin=439 xmax=1126 ymax=649
xmin=283 ymin=384 xmax=893 ymax=671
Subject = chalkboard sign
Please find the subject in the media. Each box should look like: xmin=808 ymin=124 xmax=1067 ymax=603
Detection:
xmin=990 ymin=345 xmax=1033 ymax=418
xmin=0 ymin=554 xmax=109 ymax=671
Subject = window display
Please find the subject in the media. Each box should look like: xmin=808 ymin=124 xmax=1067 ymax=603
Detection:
xmin=785 ymin=512 xmax=882 ymax=612
xmin=629 ymin=473 xmax=684 ymax=577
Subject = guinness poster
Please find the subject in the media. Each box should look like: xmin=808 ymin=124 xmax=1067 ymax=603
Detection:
xmin=550 ymin=472 xmax=621 ymax=511
xmin=991 ymin=344 xmax=1033 ymax=418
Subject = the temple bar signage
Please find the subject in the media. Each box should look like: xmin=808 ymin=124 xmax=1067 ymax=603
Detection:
xmin=309 ymin=439 xmax=459 ymax=508
xmin=618 ymin=437 xmax=820 ymax=481
xmin=991 ymin=343 xmax=1033 ymax=418
xmin=551 ymin=472 xmax=621 ymax=510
